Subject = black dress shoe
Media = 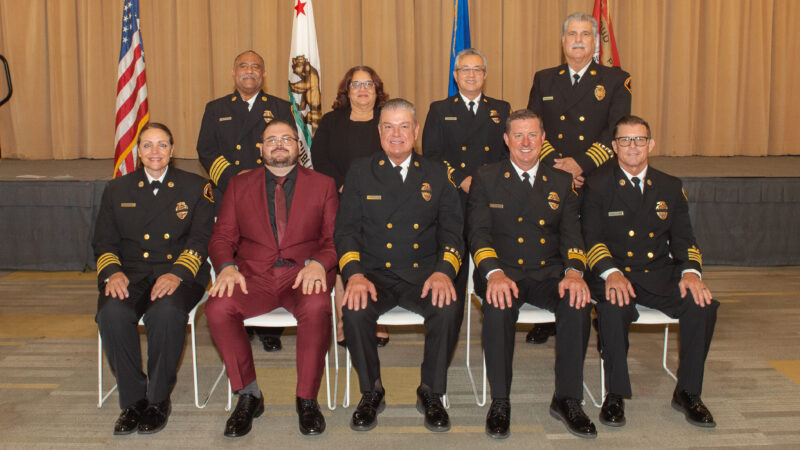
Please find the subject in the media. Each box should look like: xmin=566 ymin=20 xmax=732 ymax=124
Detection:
xmin=376 ymin=336 xmax=390 ymax=347
xmin=526 ymin=323 xmax=556 ymax=344
xmin=599 ymin=393 xmax=626 ymax=427
xmin=337 ymin=339 xmax=347 ymax=348
xmin=672 ymin=388 xmax=716 ymax=428
xmin=416 ymin=385 xmax=450 ymax=432
xmin=138 ymin=398 xmax=171 ymax=434
xmin=261 ymin=336 xmax=282 ymax=352
xmin=224 ymin=392 xmax=265 ymax=437
xmin=549 ymin=395 xmax=597 ymax=439
xmin=296 ymin=397 xmax=325 ymax=435
xmin=485 ymin=398 xmax=511 ymax=439
xmin=351 ymin=390 xmax=385 ymax=431
xmin=114 ymin=398 xmax=148 ymax=435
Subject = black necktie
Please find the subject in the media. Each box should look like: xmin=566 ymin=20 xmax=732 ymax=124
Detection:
xmin=395 ymin=165 xmax=404 ymax=183
xmin=150 ymin=180 xmax=161 ymax=195
xmin=468 ymin=100 xmax=475 ymax=115
xmin=573 ymin=73 xmax=580 ymax=87
xmin=631 ymin=177 xmax=642 ymax=195
xmin=521 ymin=172 xmax=534 ymax=188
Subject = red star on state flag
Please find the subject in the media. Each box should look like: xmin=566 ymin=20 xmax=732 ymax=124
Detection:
xmin=294 ymin=1 xmax=306 ymax=17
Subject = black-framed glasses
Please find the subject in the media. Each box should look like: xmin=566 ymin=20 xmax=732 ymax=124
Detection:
xmin=262 ymin=136 xmax=298 ymax=147
xmin=614 ymin=136 xmax=650 ymax=147
xmin=349 ymin=80 xmax=375 ymax=89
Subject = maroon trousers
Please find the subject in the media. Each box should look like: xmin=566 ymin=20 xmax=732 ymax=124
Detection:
xmin=206 ymin=265 xmax=332 ymax=399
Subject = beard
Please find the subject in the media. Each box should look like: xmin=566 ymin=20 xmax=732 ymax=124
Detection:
xmin=264 ymin=151 xmax=298 ymax=168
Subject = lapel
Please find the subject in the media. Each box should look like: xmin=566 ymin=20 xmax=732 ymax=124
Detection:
xmin=497 ymin=160 xmax=531 ymax=214
xmin=613 ymin=165 xmax=644 ymax=214
xmin=526 ymin=163 xmax=550 ymax=217
xmin=464 ymin=96 xmax=491 ymax=143
xmin=284 ymin=166 xmax=308 ymax=245
xmin=234 ymin=90 xmax=266 ymax=143
xmin=251 ymin=168 xmax=278 ymax=249
xmin=636 ymin=170 xmax=657 ymax=225
xmin=450 ymin=95 xmax=476 ymax=132
xmin=562 ymin=62 xmax=600 ymax=112
xmin=387 ymin=153 xmax=424 ymax=218
xmin=140 ymin=168 xmax=179 ymax=228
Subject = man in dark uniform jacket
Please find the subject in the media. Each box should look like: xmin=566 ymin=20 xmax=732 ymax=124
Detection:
xmin=582 ymin=115 xmax=718 ymax=429
xmin=336 ymin=98 xmax=464 ymax=433
xmin=467 ymin=109 xmax=595 ymax=439
xmin=422 ymin=47 xmax=510 ymax=332
xmin=526 ymin=12 xmax=632 ymax=344
xmin=196 ymin=50 xmax=294 ymax=351
xmin=94 ymin=123 xmax=214 ymax=435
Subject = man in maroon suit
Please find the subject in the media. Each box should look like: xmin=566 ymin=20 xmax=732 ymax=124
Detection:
xmin=206 ymin=119 xmax=338 ymax=437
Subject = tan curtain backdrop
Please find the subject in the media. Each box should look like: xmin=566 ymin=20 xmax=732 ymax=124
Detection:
xmin=0 ymin=0 xmax=798 ymax=161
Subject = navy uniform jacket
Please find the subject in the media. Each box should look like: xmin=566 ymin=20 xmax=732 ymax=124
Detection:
xmin=422 ymin=94 xmax=510 ymax=188
xmin=527 ymin=61 xmax=631 ymax=175
xmin=335 ymin=152 xmax=464 ymax=286
xmin=467 ymin=159 xmax=586 ymax=283
xmin=93 ymin=168 xmax=215 ymax=288
xmin=582 ymin=163 xmax=703 ymax=295
xmin=196 ymin=90 xmax=294 ymax=193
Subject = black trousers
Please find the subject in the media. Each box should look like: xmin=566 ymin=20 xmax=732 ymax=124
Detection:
xmin=96 ymin=274 xmax=203 ymax=408
xmin=477 ymin=276 xmax=591 ymax=400
xmin=342 ymin=269 xmax=461 ymax=395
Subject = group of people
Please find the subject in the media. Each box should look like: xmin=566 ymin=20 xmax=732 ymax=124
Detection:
xmin=93 ymin=12 xmax=719 ymax=441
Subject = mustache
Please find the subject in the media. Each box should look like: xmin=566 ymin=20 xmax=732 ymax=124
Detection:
xmin=571 ymin=43 xmax=587 ymax=50
xmin=239 ymin=74 xmax=259 ymax=81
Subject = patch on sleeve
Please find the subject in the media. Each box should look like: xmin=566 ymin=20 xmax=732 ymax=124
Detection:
xmin=624 ymin=76 xmax=632 ymax=94
xmin=203 ymin=182 xmax=214 ymax=203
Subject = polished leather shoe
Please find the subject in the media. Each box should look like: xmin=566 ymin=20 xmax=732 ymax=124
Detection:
xmin=351 ymin=390 xmax=385 ymax=431
xmin=485 ymin=398 xmax=511 ymax=439
xmin=261 ymin=336 xmax=282 ymax=352
xmin=296 ymin=397 xmax=325 ymax=435
xmin=114 ymin=398 xmax=148 ymax=435
xmin=549 ymin=396 xmax=597 ymax=439
xmin=526 ymin=323 xmax=556 ymax=344
xmin=672 ymin=388 xmax=716 ymax=428
xmin=138 ymin=398 xmax=171 ymax=434
xmin=416 ymin=386 xmax=450 ymax=432
xmin=224 ymin=392 xmax=265 ymax=437
xmin=599 ymin=393 xmax=626 ymax=427
xmin=376 ymin=336 xmax=390 ymax=347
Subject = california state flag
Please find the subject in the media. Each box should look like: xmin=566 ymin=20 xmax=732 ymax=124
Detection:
xmin=592 ymin=0 xmax=621 ymax=67
xmin=288 ymin=0 xmax=321 ymax=169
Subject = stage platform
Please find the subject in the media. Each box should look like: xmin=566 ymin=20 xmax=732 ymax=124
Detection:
xmin=2 ymin=156 xmax=799 ymax=270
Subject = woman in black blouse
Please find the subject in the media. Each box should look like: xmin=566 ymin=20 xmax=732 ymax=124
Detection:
xmin=311 ymin=66 xmax=390 ymax=346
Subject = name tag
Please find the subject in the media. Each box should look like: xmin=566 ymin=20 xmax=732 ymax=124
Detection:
xmin=489 ymin=203 xmax=504 ymax=209
xmin=218 ymin=116 xmax=232 ymax=121
xmin=608 ymin=211 xmax=624 ymax=216
xmin=444 ymin=116 xmax=457 ymax=121
xmin=543 ymin=96 xmax=554 ymax=101
xmin=120 ymin=202 xmax=136 ymax=208
xmin=366 ymin=195 xmax=382 ymax=200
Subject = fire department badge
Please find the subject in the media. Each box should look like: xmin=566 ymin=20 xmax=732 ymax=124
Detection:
xmin=547 ymin=192 xmax=560 ymax=210
xmin=655 ymin=201 xmax=668 ymax=220
xmin=595 ymin=85 xmax=606 ymax=101
xmin=263 ymin=109 xmax=274 ymax=124
xmin=421 ymin=182 xmax=432 ymax=202
xmin=176 ymin=201 xmax=189 ymax=220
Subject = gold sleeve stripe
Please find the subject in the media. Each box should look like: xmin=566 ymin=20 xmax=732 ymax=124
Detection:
xmin=586 ymin=143 xmax=613 ymax=167
xmin=539 ymin=141 xmax=555 ymax=160
xmin=209 ymin=156 xmax=231 ymax=185
xmin=444 ymin=161 xmax=457 ymax=188
xmin=97 ymin=253 xmax=121 ymax=273
xmin=473 ymin=247 xmax=498 ymax=266
xmin=688 ymin=247 xmax=703 ymax=266
xmin=338 ymin=251 xmax=360 ymax=271
xmin=567 ymin=248 xmax=587 ymax=265
xmin=443 ymin=252 xmax=461 ymax=273
xmin=175 ymin=250 xmax=202 ymax=276
xmin=587 ymin=243 xmax=612 ymax=270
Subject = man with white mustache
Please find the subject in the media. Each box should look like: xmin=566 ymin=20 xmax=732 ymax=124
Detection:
xmin=525 ymin=12 xmax=632 ymax=345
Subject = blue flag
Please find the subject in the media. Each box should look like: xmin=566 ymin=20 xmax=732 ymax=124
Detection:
xmin=448 ymin=0 xmax=471 ymax=96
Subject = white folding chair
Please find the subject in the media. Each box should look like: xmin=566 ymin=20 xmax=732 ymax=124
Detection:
xmin=223 ymin=291 xmax=339 ymax=411
xmin=342 ymin=306 xmax=450 ymax=409
xmin=463 ymin=258 xmax=599 ymax=407
xmin=586 ymin=304 xmax=680 ymax=407
xmin=98 ymin=262 xmax=226 ymax=409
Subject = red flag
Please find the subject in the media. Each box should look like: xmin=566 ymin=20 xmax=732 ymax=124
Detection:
xmin=593 ymin=0 xmax=621 ymax=67
xmin=113 ymin=0 xmax=149 ymax=178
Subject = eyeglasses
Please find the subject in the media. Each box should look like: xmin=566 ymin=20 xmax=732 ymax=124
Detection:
xmin=614 ymin=136 xmax=650 ymax=147
xmin=262 ymin=136 xmax=298 ymax=147
xmin=349 ymin=80 xmax=375 ymax=90
xmin=456 ymin=66 xmax=486 ymax=74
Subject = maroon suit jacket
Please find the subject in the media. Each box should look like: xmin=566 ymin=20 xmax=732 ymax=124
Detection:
xmin=209 ymin=165 xmax=338 ymax=283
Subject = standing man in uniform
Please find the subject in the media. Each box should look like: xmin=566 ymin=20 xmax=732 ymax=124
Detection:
xmin=423 ymin=47 xmax=510 ymax=326
xmin=525 ymin=12 xmax=632 ymax=344
xmin=582 ymin=115 xmax=718 ymax=428
xmin=468 ymin=110 xmax=595 ymax=439
xmin=336 ymin=98 xmax=464 ymax=433
xmin=197 ymin=50 xmax=294 ymax=352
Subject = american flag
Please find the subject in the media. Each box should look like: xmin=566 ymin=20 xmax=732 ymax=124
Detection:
xmin=113 ymin=0 xmax=149 ymax=178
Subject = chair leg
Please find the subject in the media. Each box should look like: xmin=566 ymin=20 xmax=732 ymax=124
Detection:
xmin=98 ymin=330 xmax=118 ymax=408
xmin=226 ymin=377 xmax=233 ymax=411
xmin=479 ymin=351 xmax=487 ymax=407
xmin=191 ymin=321 xmax=227 ymax=409
xmin=662 ymin=324 xmax=677 ymax=382
xmin=343 ymin=350 xmax=351 ymax=408
xmin=329 ymin=293 xmax=338 ymax=410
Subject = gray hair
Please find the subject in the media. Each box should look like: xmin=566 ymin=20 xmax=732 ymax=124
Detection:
xmin=505 ymin=109 xmax=544 ymax=133
xmin=562 ymin=12 xmax=598 ymax=40
xmin=454 ymin=48 xmax=487 ymax=71
xmin=380 ymin=98 xmax=417 ymax=123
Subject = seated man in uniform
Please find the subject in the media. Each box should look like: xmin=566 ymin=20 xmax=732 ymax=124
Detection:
xmin=467 ymin=109 xmax=595 ymax=439
xmin=206 ymin=119 xmax=338 ymax=437
xmin=582 ymin=115 xmax=718 ymax=428
xmin=335 ymin=98 xmax=464 ymax=433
